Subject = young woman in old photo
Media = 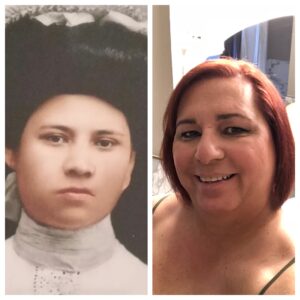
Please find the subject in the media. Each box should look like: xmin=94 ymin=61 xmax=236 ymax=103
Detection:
xmin=5 ymin=5 xmax=147 ymax=295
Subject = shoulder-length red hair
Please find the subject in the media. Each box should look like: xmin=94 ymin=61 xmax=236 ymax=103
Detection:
xmin=161 ymin=58 xmax=294 ymax=209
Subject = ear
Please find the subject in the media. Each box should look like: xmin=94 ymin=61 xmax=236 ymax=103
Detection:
xmin=5 ymin=148 xmax=17 ymax=170
xmin=122 ymin=151 xmax=136 ymax=191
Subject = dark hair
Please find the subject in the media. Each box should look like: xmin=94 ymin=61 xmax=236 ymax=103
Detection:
xmin=6 ymin=15 xmax=147 ymax=152
xmin=5 ymin=11 xmax=147 ymax=262
xmin=161 ymin=58 xmax=294 ymax=209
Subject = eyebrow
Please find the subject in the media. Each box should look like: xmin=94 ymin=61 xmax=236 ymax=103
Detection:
xmin=216 ymin=113 xmax=252 ymax=121
xmin=39 ymin=125 xmax=125 ymax=136
xmin=176 ymin=113 xmax=252 ymax=128
xmin=39 ymin=125 xmax=72 ymax=133
xmin=176 ymin=119 xmax=196 ymax=128
xmin=94 ymin=129 xmax=125 ymax=136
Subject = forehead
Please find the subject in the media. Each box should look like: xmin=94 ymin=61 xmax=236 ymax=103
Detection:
xmin=178 ymin=77 xmax=259 ymax=118
xmin=25 ymin=94 xmax=130 ymax=135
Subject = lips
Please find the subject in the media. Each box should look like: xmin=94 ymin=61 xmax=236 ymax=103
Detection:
xmin=57 ymin=187 xmax=94 ymax=196
xmin=196 ymin=174 xmax=236 ymax=183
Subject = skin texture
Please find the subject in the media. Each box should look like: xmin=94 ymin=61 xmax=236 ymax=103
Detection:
xmin=6 ymin=94 xmax=135 ymax=230
xmin=153 ymin=78 xmax=295 ymax=295
xmin=173 ymin=77 xmax=275 ymax=217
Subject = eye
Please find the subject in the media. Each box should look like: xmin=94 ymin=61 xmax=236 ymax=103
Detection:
xmin=223 ymin=127 xmax=249 ymax=136
xmin=180 ymin=130 xmax=201 ymax=140
xmin=95 ymin=138 xmax=118 ymax=149
xmin=41 ymin=134 xmax=67 ymax=144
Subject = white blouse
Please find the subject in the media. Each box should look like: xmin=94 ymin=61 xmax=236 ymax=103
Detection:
xmin=6 ymin=211 xmax=147 ymax=295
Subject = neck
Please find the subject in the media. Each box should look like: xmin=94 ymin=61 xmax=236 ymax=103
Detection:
xmin=185 ymin=200 xmax=281 ymax=250
xmin=14 ymin=210 xmax=117 ymax=271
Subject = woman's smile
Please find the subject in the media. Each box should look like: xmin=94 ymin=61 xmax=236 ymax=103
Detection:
xmin=173 ymin=77 xmax=275 ymax=213
xmin=196 ymin=173 xmax=236 ymax=183
xmin=193 ymin=173 xmax=238 ymax=199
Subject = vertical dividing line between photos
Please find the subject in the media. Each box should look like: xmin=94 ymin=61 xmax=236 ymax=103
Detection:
xmin=147 ymin=3 xmax=153 ymax=295
xmin=294 ymin=8 xmax=299 ymax=297
xmin=1 ymin=3 xmax=6 ymax=296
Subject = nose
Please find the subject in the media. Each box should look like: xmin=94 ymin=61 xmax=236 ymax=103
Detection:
xmin=194 ymin=131 xmax=225 ymax=165
xmin=63 ymin=146 xmax=95 ymax=178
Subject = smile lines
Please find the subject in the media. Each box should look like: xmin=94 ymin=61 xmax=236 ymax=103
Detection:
xmin=196 ymin=174 xmax=235 ymax=183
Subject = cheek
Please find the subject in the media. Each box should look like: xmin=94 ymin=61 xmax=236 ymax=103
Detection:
xmin=15 ymin=152 xmax=50 ymax=205
xmin=14 ymin=138 xmax=66 ymax=207
xmin=236 ymin=135 xmax=275 ymax=184
xmin=94 ymin=152 xmax=132 ymax=183
xmin=172 ymin=143 xmax=193 ymax=175
xmin=15 ymin=143 xmax=39 ymax=178
xmin=16 ymin=143 xmax=55 ymax=184
xmin=257 ymin=140 xmax=276 ymax=179
xmin=250 ymin=134 xmax=275 ymax=169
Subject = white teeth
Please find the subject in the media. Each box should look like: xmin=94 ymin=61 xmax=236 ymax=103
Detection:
xmin=199 ymin=174 xmax=233 ymax=183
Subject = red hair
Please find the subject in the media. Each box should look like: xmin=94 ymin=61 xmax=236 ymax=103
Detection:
xmin=161 ymin=58 xmax=294 ymax=209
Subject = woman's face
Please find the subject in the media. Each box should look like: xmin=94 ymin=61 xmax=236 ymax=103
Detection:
xmin=6 ymin=94 xmax=134 ymax=229
xmin=173 ymin=77 xmax=276 ymax=215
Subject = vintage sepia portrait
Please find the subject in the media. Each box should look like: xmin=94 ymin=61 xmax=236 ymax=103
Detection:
xmin=5 ymin=5 xmax=147 ymax=295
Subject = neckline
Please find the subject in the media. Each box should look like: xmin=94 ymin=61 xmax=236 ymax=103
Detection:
xmin=13 ymin=210 xmax=117 ymax=271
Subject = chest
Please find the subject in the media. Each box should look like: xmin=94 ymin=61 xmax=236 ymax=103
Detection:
xmin=153 ymin=227 xmax=274 ymax=295
xmin=6 ymin=239 xmax=147 ymax=295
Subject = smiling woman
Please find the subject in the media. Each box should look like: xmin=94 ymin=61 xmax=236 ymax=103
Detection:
xmin=5 ymin=5 xmax=147 ymax=295
xmin=173 ymin=76 xmax=276 ymax=213
xmin=153 ymin=58 xmax=295 ymax=295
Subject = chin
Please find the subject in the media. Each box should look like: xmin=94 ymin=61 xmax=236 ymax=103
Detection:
xmin=39 ymin=211 xmax=105 ymax=230
xmin=193 ymin=196 xmax=241 ymax=214
xmin=56 ymin=216 xmax=105 ymax=230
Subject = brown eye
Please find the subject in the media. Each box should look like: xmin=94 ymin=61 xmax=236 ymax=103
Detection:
xmin=224 ymin=127 xmax=249 ymax=135
xmin=41 ymin=134 xmax=67 ymax=144
xmin=95 ymin=138 xmax=118 ymax=149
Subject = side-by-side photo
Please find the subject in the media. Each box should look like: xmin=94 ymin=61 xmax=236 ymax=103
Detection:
xmin=4 ymin=2 xmax=297 ymax=297
xmin=5 ymin=5 xmax=147 ymax=295
xmin=153 ymin=4 xmax=295 ymax=295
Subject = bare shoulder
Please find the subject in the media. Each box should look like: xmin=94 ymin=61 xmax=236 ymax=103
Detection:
xmin=153 ymin=193 xmax=185 ymax=294
xmin=153 ymin=192 xmax=182 ymax=256
xmin=264 ymin=199 xmax=296 ymax=295
xmin=264 ymin=261 xmax=295 ymax=295
xmin=153 ymin=193 xmax=178 ymax=227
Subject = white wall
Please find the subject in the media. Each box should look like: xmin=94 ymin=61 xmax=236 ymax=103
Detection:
xmin=170 ymin=2 xmax=296 ymax=87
